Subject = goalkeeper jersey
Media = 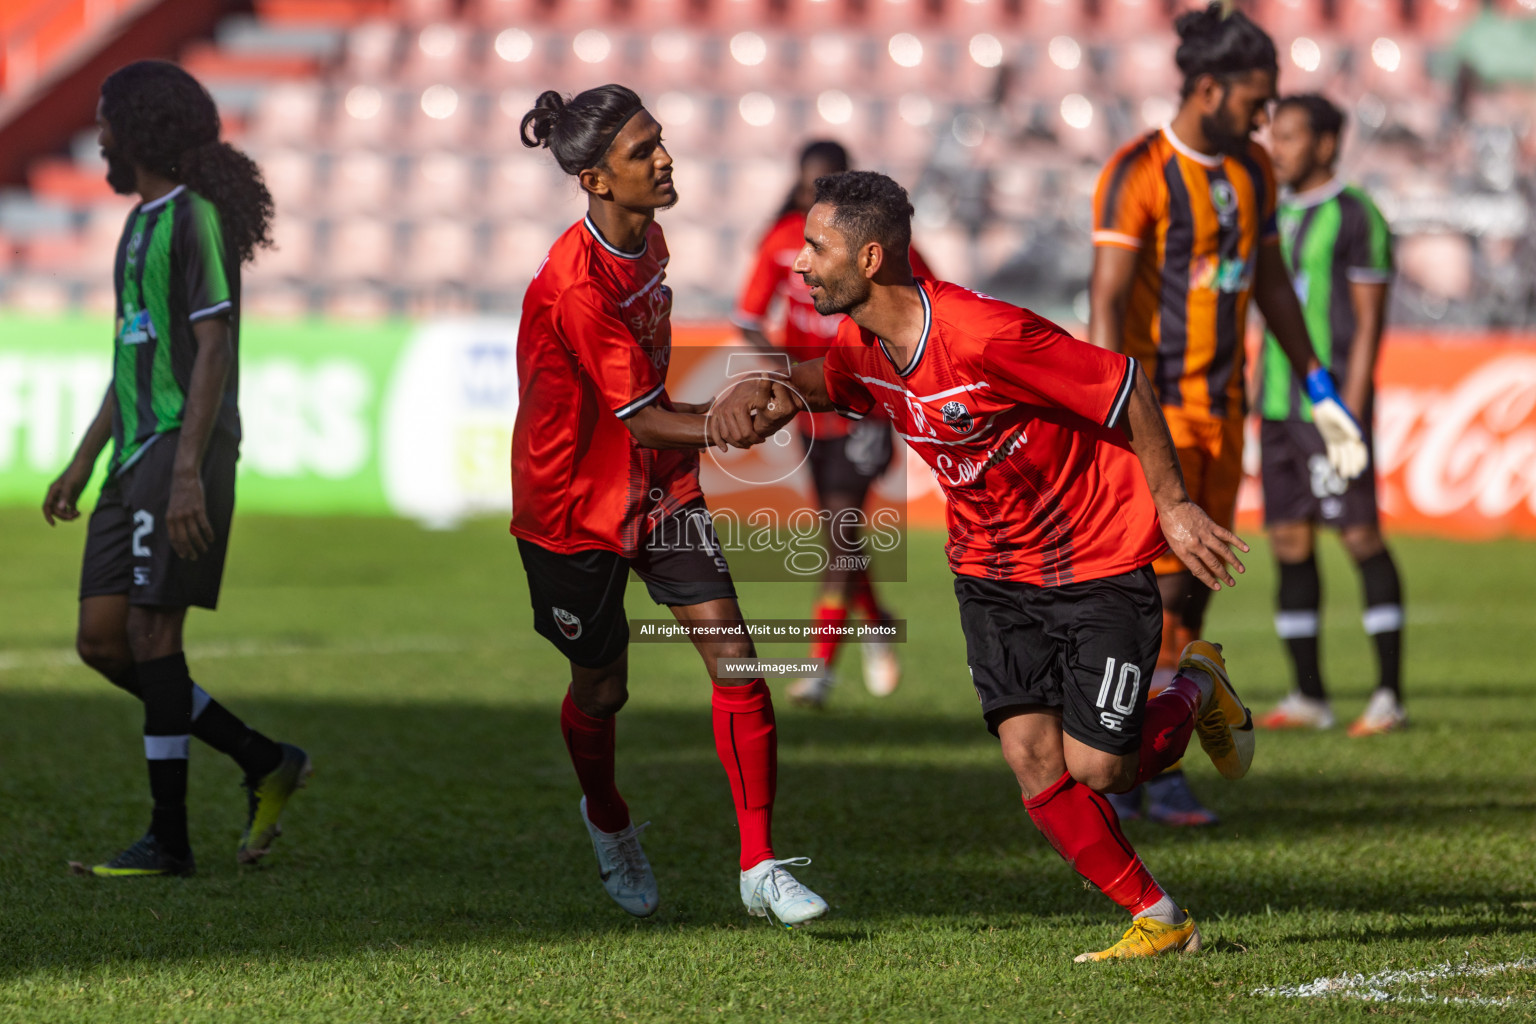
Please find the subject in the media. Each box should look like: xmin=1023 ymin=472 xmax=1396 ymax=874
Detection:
xmin=1258 ymin=178 xmax=1394 ymax=423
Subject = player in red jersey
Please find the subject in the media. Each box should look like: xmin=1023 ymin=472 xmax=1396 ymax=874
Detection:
xmin=723 ymin=171 xmax=1258 ymax=960
xmin=733 ymin=141 xmax=934 ymax=708
xmin=514 ymin=85 xmax=826 ymax=926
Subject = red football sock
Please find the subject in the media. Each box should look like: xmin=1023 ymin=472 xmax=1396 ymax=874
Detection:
xmin=1133 ymin=674 xmax=1202 ymax=786
xmin=560 ymin=690 xmax=630 ymax=834
xmin=851 ymin=575 xmax=885 ymax=621
xmin=809 ymin=601 xmax=848 ymax=665
xmin=1024 ymin=771 xmax=1167 ymax=916
xmin=711 ymin=679 xmax=776 ymax=870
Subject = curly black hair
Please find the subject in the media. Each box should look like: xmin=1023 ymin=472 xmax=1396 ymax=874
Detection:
xmin=811 ymin=170 xmax=913 ymax=260
xmin=100 ymin=60 xmax=273 ymax=266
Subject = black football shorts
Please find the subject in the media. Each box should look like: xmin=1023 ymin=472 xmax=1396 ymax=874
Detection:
xmin=518 ymin=498 xmax=738 ymax=668
xmin=804 ymin=418 xmax=894 ymax=504
xmin=954 ymin=564 xmax=1162 ymax=755
xmin=1260 ymin=418 xmax=1380 ymax=528
xmin=79 ymin=429 xmax=238 ymax=610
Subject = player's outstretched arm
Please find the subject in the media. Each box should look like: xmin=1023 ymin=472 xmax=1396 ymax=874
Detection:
xmin=1087 ymin=246 xmax=1138 ymax=353
xmin=1254 ymin=243 xmax=1368 ymax=480
xmin=626 ymin=378 xmax=795 ymax=452
xmin=43 ymin=385 xmax=116 ymax=526
xmin=1118 ymin=365 xmax=1249 ymax=591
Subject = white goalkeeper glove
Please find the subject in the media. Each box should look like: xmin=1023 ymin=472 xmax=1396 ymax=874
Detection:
xmin=1306 ymin=368 xmax=1369 ymax=481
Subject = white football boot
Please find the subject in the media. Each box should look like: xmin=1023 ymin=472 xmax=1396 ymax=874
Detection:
xmin=1257 ymin=691 xmax=1336 ymax=730
xmin=788 ymin=675 xmax=835 ymax=709
xmin=740 ymin=857 xmax=828 ymax=927
xmin=580 ymin=797 xmax=659 ymax=917
xmin=861 ymin=640 xmax=901 ymax=697
xmin=1348 ymin=688 xmax=1407 ymax=737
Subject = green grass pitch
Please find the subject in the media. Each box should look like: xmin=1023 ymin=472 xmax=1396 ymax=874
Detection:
xmin=2 ymin=508 xmax=1534 ymax=1022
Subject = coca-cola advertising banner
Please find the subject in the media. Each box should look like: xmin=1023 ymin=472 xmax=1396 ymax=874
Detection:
xmin=1350 ymin=333 xmax=1536 ymax=539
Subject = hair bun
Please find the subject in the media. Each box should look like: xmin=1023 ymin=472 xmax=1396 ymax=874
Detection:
xmin=1174 ymin=4 xmax=1220 ymax=43
xmin=520 ymin=90 xmax=566 ymax=149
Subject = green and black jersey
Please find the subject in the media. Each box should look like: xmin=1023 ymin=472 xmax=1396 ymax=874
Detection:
xmin=1258 ymin=178 xmax=1393 ymax=423
xmin=110 ymin=184 xmax=240 ymax=474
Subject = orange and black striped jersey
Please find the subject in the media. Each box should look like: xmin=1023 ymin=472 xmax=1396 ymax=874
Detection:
xmin=1092 ymin=126 xmax=1278 ymax=420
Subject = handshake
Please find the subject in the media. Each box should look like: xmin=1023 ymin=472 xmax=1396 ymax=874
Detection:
xmin=699 ymin=375 xmax=804 ymax=452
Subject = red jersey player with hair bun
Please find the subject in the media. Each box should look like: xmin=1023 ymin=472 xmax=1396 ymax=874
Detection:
xmin=724 ymin=170 xmax=1258 ymax=961
xmin=514 ymin=84 xmax=826 ymax=927
xmin=733 ymin=140 xmax=934 ymax=709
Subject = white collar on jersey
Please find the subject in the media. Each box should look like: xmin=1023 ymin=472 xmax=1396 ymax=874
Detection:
xmin=1160 ymin=124 xmax=1223 ymax=168
xmin=583 ymin=214 xmax=647 ymax=260
xmin=876 ymin=281 xmax=932 ymax=378
xmin=138 ymin=183 xmax=187 ymax=212
xmin=1284 ymin=176 xmax=1347 ymax=209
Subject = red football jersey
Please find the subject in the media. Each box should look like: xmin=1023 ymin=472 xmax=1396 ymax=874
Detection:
xmin=822 ymin=280 xmax=1168 ymax=586
xmin=511 ymin=216 xmax=701 ymax=557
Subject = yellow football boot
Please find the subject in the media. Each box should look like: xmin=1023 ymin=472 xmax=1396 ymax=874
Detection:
xmin=1074 ymin=914 xmax=1202 ymax=962
xmin=237 ymin=743 xmax=312 ymax=865
xmin=1181 ymin=641 xmax=1254 ymax=781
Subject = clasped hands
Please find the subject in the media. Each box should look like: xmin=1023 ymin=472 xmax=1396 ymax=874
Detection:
xmin=700 ymin=375 xmax=802 ymax=452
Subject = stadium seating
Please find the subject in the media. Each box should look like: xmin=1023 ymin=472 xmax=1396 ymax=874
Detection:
xmin=0 ymin=0 xmax=1531 ymax=328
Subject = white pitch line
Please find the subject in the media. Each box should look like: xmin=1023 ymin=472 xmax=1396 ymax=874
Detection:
xmin=1254 ymin=957 xmax=1536 ymax=1006
xmin=0 ymin=635 xmax=469 ymax=673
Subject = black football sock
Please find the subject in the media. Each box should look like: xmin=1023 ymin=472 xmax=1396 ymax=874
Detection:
xmin=104 ymin=664 xmax=142 ymax=698
xmin=1358 ymin=550 xmax=1404 ymax=698
xmin=139 ymin=653 xmax=193 ymax=857
xmin=190 ymin=686 xmax=284 ymax=781
xmin=111 ymin=665 xmax=283 ymax=780
xmin=1276 ymin=557 xmax=1325 ymax=701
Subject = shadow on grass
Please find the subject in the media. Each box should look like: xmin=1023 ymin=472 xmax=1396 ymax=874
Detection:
xmin=1 ymin=690 xmax=1532 ymax=978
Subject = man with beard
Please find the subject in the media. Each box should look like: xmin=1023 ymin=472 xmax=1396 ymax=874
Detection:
xmin=43 ymin=62 xmax=309 ymax=877
xmin=721 ymin=169 xmax=1262 ymax=960
xmin=1087 ymin=3 xmax=1367 ymax=826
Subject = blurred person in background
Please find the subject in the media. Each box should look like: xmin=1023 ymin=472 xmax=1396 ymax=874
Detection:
xmin=43 ymin=61 xmax=309 ymax=878
xmin=515 ymin=85 xmax=826 ymax=927
xmin=1087 ymin=4 xmax=1366 ymax=826
xmin=1255 ymin=94 xmax=1407 ymax=736
xmin=733 ymin=141 xmax=933 ymax=709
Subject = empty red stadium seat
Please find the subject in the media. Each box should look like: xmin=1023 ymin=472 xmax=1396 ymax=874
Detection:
xmin=327 ymin=151 xmax=396 ymax=213
xmin=327 ymin=217 xmax=396 ymax=281
xmin=258 ymin=149 xmax=320 ymax=214
xmin=1022 ymin=0 xmax=1090 ymax=35
xmin=402 ymin=152 xmax=474 ymax=216
xmin=401 ymin=218 xmax=476 ymax=284
xmin=249 ymin=82 xmax=326 ymax=146
xmin=1337 ymin=0 xmax=1408 ymax=38
xmin=249 ymin=216 xmax=317 ymax=280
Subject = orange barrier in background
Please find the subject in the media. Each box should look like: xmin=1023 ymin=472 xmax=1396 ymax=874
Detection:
xmin=674 ymin=326 xmax=1536 ymax=541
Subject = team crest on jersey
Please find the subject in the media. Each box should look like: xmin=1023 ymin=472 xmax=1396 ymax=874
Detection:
xmin=941 ymin=400 xmax=976 ymax=435
xmin=1210 ymin=180 xmax=1238 ymax=227
xmin=552 ymin=607 xmax=583 ymax=640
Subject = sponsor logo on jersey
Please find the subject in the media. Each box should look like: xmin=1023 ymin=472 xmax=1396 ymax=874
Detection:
xmin=120 ymin=309 xmax=156 ymax=346
xmin=552 ymin=607 xmax=583 ymax=640
xmin=1189 ymin=254 xmax=1254 ymax=294
xmin=941 ymin=400 xmax=975 ymax=435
